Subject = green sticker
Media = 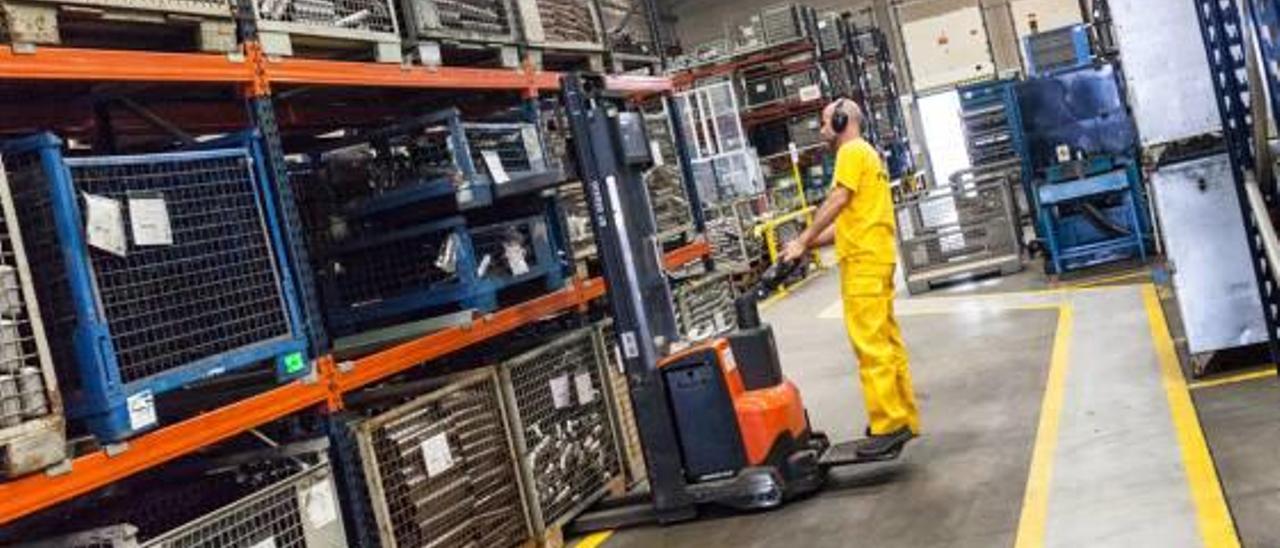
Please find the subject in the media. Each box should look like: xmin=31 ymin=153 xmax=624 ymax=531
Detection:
xmin=283 ymin=352 xmax=306 ymax=374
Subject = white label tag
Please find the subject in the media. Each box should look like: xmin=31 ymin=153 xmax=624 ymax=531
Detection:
xmin=304 ymin=481 xmax=338 ymax=529
xmin=755 ymin=83 xmax=767 ymax=93
xmin=128 ymin=193 xmax=173 ymax=246
xmin=520 ymin=125 xmax=544 ymax=164
xmin=620 ymin=331 xmax=639 ymax=359
xmin=550 ymin=375 xmax=572 ymax=409
xmin=818 ymin=20 xmax=828 ymax=28
xmin=574 ymin=371 xmax=595 ymax=405
xmin=127 ymin=390 xmax=157 ymax=430
xmin=742 ymin=27 xmax=755 ymax=37
xmin=84 ymin=193 xmax=127 ymax=257
xmin=420 ymin=432 xmax=455 ymax=477
xmin=798 ymin=84 xmax=822 ymax=102
xmin=249 ymin=538 xmax=277 ymax=548
xmin=503 ymin=241 xmax=529 ymax=276
xmin=481 ymin=149 xmax=510 ymax=184
xmin=649 ymin=139 xmax=665 ymax=167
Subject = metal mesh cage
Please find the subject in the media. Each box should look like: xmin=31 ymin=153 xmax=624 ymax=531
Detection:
xmin=5 ymin=144 xmax=296 ymax=384
xmin=325 ymin=219 xmax=466 ymax=311
xmin=470 ymin=215 xmax=553 ymax=286
xmin=523 ymin=0 xmax=603 ymax=46
xmin=704 ymin=203 xmax=761 ymax=273
xmin=254 ymin=0 xmax=399 ymax=34
xmin=896 ymin=172 xmax=1020 ymax=276
xmin=762 ymin=4 xmax=805 ymax=45
xmin=500 ymin=328 xmax=621 ymax=532
xmin=787 ymin=114 xmax=822 ymax=149
xmin=673 ymin=271 xmax=736 ymax=340
xmin=344 ymin=369 xmax=529 ymax=548
xmin=822 ymin=59 xmax=856 ymax=98
xmin=778 ymin=69 xmax=818 ymax=101
xmin=404 ymin=0 xmax=517 ymax=40
xmin=19 ymin=460 xmax=345 ymax=548
xmin=593 ymin=321 xmax=646 ymax=486
xmin=814 ymin=12 xmax=842 ymax=52
xmin=597 ymin=0 xmax=655 ymax=55
xmin=0 ymin=157 xmax=56 ymax=426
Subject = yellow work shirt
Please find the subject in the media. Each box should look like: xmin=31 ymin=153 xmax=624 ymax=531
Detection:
xmin=832 ymin=139 xmax=896 ymax=265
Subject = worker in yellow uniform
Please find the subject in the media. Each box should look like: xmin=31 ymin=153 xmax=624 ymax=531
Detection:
xmin=781 ymin=98 xmax=920 ymax=458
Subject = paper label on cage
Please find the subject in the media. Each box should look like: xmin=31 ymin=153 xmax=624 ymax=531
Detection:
xmin=249 ymin=538 xmax=277 ymax=548
xmin=84 ymin=193 xmax=127 ymax=257
xmin=420 ymin=432 xmax=455 ymax=477
xmin=126 ymin=390 xmax=157 ymax=430
xmin=798 ymin=84 xmax=822 ymax=102
xmin=304 ymin=481 xmax=337 ymax=529
xmin=620 ymin=331 xmax=639 ymax=359
xmin=128 ymin=193 xmax=173 ymax=246
xmin=755 ymin=83 xmax=767 ymax=93
xmin=480 ymin=150 xmax=510 ymax=184
xmin=574 ymin=371 xmax=595 ymax=405
xmin=504 ymin=241 xmax=529 ymax=276
xmin=550 ymin=374 xmax=573 ymax=409
xmin=521 ymin=126 xmax=544 ymax=164
xmin=649 ymin=140 xmax=665 ymax=166
xmin=818 ymin=20 xmax=828 ymax=29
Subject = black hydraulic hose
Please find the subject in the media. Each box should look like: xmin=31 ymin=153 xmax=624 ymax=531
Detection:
xmin=1081 ymin=201 xmax=1131 ymax=236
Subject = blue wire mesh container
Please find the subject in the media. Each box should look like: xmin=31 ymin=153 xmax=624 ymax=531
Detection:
xmin=0 ymin=132 xmax=310 ymax=442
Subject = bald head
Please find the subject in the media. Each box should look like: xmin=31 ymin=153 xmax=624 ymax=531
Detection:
xmin=821 ymin=98 xmax=863 ymax=147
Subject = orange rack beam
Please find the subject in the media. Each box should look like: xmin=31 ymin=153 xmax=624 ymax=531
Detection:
xmin=263 ymin=57 xmax=560 ymax=91
xmin=0 ymin=47 xmax=254 ymax=83
xmin=0 ymin=240 xmax=708 ymax=524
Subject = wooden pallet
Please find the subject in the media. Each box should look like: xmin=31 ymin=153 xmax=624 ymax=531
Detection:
xmin=0 ymin=0 xmax=236 ymax=53
xmin=525 ymin=46 xmax=603 ymax=71
xmin=257 ymin=26 xmax=400 ymax=63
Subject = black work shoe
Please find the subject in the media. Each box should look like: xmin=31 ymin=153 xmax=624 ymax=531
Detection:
xmin=855 ymin=426 xmax=915 ymax=458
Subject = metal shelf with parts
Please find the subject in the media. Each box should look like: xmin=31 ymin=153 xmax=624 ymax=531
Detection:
xmin=0 ymin=240 xmax=709 ymax=526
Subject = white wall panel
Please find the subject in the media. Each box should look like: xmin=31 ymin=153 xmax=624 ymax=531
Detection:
xmin=900 ymin=5 xmax=994 ymax=91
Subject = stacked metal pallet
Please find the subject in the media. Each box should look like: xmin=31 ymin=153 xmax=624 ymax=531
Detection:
xmin=761 ymin=3 xmax=808 ymax=45
xmin=329 ymin=369 xmax=530 ymax=548
xmin=0 ymin=156 xmax=62 ymax=479
xmin=849 ymin=24 xmax=912 ymax=179
xmin=596 ymin=0 xmax=658 ymax=60
xmin=704 ymin=198 xmax=763 ymax=273
xmin=499 ymin=327 xmax=623 ymax=542
xmin=1 ymin=132 xmax=310 ymax=443
xmin=252 ymin=0 xmax=401 ymax=62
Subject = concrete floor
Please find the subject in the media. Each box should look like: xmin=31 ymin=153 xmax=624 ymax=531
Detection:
xmin=593 ymin=264 xmax=1270 ymax=548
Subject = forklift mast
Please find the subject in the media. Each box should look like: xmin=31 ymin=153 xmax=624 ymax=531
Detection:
xmin=560 ymin=73 xmax=697 ymax=521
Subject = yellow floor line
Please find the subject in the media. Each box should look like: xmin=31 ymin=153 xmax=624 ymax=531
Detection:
xmin=1189 ymin=368 xmax=1277 ymax=391
xmin=1013 ymin=304 xmax=1073 ymax=548
xmin=573 ymin=530 xmax=614 ymax=548
xmin=1142 ymin=285 xmax=1240 ymax=548
xmin=1054 ymin=270 xmax=1150 ymax=289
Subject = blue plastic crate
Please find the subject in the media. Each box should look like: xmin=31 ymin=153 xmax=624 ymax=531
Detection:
xmin=0 ymin=132 xmax=310 ymax=442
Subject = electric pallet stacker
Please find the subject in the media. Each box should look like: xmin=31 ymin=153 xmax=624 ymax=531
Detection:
xmin=561 ymin=74 xmax=903 ymax=531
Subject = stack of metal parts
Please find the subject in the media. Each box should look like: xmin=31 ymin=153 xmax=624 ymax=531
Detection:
xmin=2 ymin=133 xmax=307 ymax=443
xmin=596 ymin=0 xmax=656 ymax=56
xmin=0 ymin=156 xmax=61 ymax=479
xmin=399 ymin=0 xmax=517 ymax=45
xmin=593 ymin=321 xmax=646 ymax=486
xmin=704 ymin=198 xmax=763 ymax=273
xmin=330 ymin=369 xmax=530 ymax=548
xmin=672 ymin=270 xmax=737 ymax=340
xmin=499 ymin=327 xmax=622 ymax=538
xmin=469 ymin=213 xmax=561 ymax=290
xmin=15 ymin=452 xmax=346 ymax=547
xmin=958 ymin=80 xmax=1022 ymax=169
xmin=253 ymin=0 xmax=401 ymax=62
xmin=520 ymin=0 xmax=603 ymax=47
xmin=733 ymin=13 xmax=765 ymax=52
xmin=642 ymin=103 xmax=694 ymax=240
xmin=555 ymin=182 xmax=595 ymax=265
xmin=761 ymin=4 xmax=807 ymax=45
xmin=894 ymin=166 xmax=1023 ymax=294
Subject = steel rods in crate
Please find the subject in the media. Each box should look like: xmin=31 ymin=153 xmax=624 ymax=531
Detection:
xmin=0 ymin=132 xmax=310 ymax=443
xmin=330 ymin=369 xmax=531 ymax=548
xmin=499 ymin=327 xmax=623 ymax=537
xmin=18 ymin=457 xmax=346 ymax=547
xmin=592 ymin=321 xmax=646 ymax=487
xmin=673 ymin=270 xmax=737 ymax=340
xmin=253 ymin=0 xmax=402 ymax=62
xmin=0 ymin=154 xmax=62 ymax=478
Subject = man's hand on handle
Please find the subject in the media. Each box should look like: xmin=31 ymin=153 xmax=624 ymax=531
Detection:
xmin=781 ymin=239 xmax=809 ymax=263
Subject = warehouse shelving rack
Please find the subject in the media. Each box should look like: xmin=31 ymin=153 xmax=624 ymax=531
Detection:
xmin=0 ymin=34 xmax=702 ymax=524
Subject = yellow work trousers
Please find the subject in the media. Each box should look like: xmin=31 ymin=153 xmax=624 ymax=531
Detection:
xmin=840 ymin=261 xmax=920 ymax=435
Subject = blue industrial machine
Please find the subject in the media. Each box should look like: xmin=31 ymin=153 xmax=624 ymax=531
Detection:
xmin=1014 ymin=62 xmax=1149 ymax=274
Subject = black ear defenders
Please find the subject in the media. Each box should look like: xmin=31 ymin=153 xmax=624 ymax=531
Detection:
xmin=831 ymin=98 xmax=849 ymax=134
